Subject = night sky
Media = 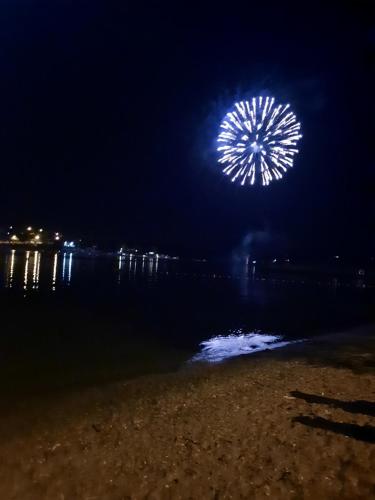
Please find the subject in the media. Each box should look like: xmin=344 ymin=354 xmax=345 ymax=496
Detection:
xmin=0 ymin=1 xmax=373 ymax=257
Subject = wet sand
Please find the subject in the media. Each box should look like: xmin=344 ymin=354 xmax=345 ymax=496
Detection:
xmin=0 ymin=329 xmax=374 ymax=499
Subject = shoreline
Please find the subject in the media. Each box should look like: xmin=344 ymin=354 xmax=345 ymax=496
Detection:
xmin=0 ymin=326 xmax=374 ymax=499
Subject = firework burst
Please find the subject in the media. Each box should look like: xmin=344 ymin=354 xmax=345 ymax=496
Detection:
xmin=217 ymin=97 xmax=302 ymax=186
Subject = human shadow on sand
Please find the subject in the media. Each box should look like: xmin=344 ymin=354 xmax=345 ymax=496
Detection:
xmin=293 ymin=415 xmax=375 ymax=444
xmin=290 ymin=391 xmax=375 ymax=417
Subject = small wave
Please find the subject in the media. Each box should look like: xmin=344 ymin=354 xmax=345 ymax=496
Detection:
xmin=191 ymin=330 xmax=302 ymax=363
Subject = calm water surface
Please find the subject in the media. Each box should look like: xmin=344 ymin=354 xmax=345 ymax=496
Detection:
xmin=0 ymin=250 xmax=374 ymax=394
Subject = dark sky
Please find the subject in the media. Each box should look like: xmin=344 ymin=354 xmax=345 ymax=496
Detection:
xmin=0 ymin=1 xmax=373 ymax=257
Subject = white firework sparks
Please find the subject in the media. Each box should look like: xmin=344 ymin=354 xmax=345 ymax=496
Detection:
xmin=217 ymin=97 xmax=302 ymax=186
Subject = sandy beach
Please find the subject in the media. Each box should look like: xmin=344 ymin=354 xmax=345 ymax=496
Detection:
xmin=0 ymin=329 xmax=374 ymax=500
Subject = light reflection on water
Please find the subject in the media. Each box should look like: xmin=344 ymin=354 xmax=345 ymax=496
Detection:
xmin=52 ymin=252 xmax=58 ymax=291
xmin=0 ymin=250 xmax=373 ymax=382
xmin=6 ymin=249 xmax=15 ymax=288
xmin=191 ymin=329 xmax=300 ymax=363
xmin=60 ymin=252 xmax=73 ymax=284
xmin=1 ymin=250 xmax=168 ymax=293
xmin=2 ymin=250 xmax=68 ymax=292
xmin=32 ymin=251 xmax=40 ymax=289
xmin=24 ymin=251 xmax=30 ymax=289
xmin=118 ymin=253 xmax=161 ymax=282
xmin=0 ymin=250 xmax=371 ymax=299
xmin=67 ymin=253 xmax=73 ymax=284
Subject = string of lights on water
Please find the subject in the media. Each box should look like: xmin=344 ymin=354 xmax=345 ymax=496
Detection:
xmin=0 ymin=250 xmax=370 ymax=295
xmin=5 ymin=250 xmax=73 ymax=292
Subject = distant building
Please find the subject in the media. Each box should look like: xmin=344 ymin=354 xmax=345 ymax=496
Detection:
xmin=0 ymin=225 xmax=64 ymax=249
